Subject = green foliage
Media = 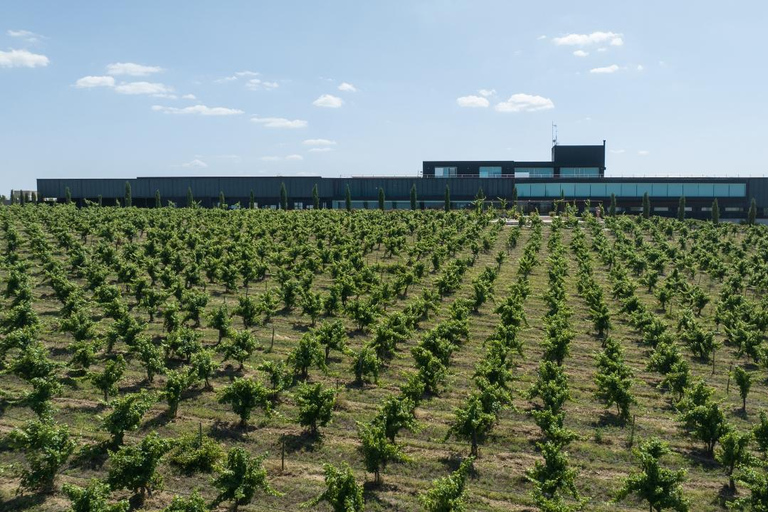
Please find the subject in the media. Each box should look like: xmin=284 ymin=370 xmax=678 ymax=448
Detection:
xmin=280 ymin=182 xmax=288 ymax=210
xmin=678 ymin=196 xmax=686 ymax=221
xmin=221 ymin=329 xmax=258 ymax=369
xmin=420 ymin=457 xmax=475 ymax=512
xmin=715 ymin=430 xmax=754 ymax=491
xmin=63 ymin=478 xmax=129 ymax=512
xmin=306 ymin=462 xmax=364 ymax=512
xmin=374 ymin=395 xmax=417 ymax=443
xmin=90 ymin=355 xmax=126 ymax=401
xmin=712 ymin=198 xmax=720 ymax=224
xmin=613 ymin=437 xmax=689 ymax=512
xmin=296 ymin=382 xmax=336 ymax=435
xmin=190 ymin=348 xmax=216 ymax=389
xmin=731 ymin=466 xmax=768 ymax=511
xmin=287 ymin=333 xmax=327 ymax=379
xmin=130 ymin=335 xmax=165 ymax=383
xmin=164 ymin=369 xmax=193 ymax=417
xmin=678 ymin=399 xmax=731 ymax=456
xmin=169 ymin=430 xmax=224 ymax=473
xmin=108 ymin=432 xmax=172 ymax=496
xmin=526 ymin=441 xmax=585 ymax=511
xmin=162 ymin=489 xmax=209 ymax=512
xmin=101 ymin=390 xmax=156 ymax=445
xmin=7 ymin=419 xmax=75 ymax=492
xmin=445 ymin=393 xmax=499 ymax=457
xmin=732 ymin=365 xmax=752 ymax=413
xmin=212 ymin=448 xmax=281 ymax=510
xmin=352 ymin=345 xmax=381 ymax=385
xmin=358 ymin=421 xmax=408 ymax=485
xmin=314 ymin=319 xmax=348 ymax=361
xmin=218 ymin=377 xmax=272 ymax=427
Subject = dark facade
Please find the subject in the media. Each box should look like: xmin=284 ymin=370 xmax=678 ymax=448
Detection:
xmin=422 ymin=142 xmax=606 ymax=179
xmin=36 ymin=175 xmax=767 ymax=219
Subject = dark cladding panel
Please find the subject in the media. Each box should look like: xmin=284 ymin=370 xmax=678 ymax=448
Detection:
xmin=552 ymin=145 xmax=605 ymax=168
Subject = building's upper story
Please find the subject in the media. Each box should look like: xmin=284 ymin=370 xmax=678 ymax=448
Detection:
xmin=422 ymin=141 xmax=606 ymax=179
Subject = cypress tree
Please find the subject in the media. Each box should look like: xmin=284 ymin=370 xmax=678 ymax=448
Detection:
xmin=219 ymin=191 xmax=225 ymax=209
xmin=312 ymin=184 xmax=320 ymax=210
xmin=444 ymin=185 xmax=451 ymax=212
xmin=512 ymin=186 xmax=518 ymax=207
xmin=9 ymin=190 xmax=15 ymax=205
xmin=124 ymin=181 xmax=132 ymax=207
xmin=378 ymin=187 xmax=385 ymax=210
xmin=65 ymin=187 xmax=72 ymax=205
xmin=98 ymin=195 xmax=102 ymax=207
xmin=345 ymin=185 xmax=352 ymax=212
xmin=678 ymin=196 xmax=686 ymax=221
xmin=186 ymin=187 xmax=194 ymax=208
xmin=280 ymin=182 xmax=288 ymax=210
xmin=642 ymin=192 xmax=650 ymax=219
xmin=249 ymin=190 xmax=255 ymax=209
xmin=712 ymin=198 xmax=720 ymax=224
xmin=19 ymin=191 xmax=25 ymax=206
xmin=748 ymin=197 xmax=757 ymax=225
xmin=155 ymin=190 xmax=161 ymax=208
xmin=410 ymin=184 xmax=417 ymax=210
xmin=609 ymin=193 xmax=617 ymax=217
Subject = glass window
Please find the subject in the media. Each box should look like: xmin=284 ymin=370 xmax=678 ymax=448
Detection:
xmin=545 ymin=183 xmax=561 ymax=197
xmin=636 ymin=183 xmax=653 ymax=197
xmin=713 ymin=184 xmax=729 ymax=197
xmin=620 ymin=183 xmax=637 ymax=197
xmin=590 ymin=183 xmax=607 ymax=197
xmin=699 ymin=183 xmax=714 ymax=197
xmin=683 ymin=183 xmax=700 ymax=197
xmin=730 ymin=183 xmax=746 ymax=197
xmin=574 ymin=183 xmax=591 ymax=197
xmin=667 ymin=183 xmax=683 ymax=197
xmin=560 ymin=167 xmax=600 ymax=178
xmin=516 ymin=167 xmax=553 ymax=178
xmin=530 ymin=183 xmax=546 ymax=197
xmin=516 ymin=184 xmax=531 ymax=197
xmin=606 ymin=183 xmax=622 ymax=197
xmin=560 ymin=183 xmax=575 ymax=197
xmin=652 ymin=183 xmax=668 ymax=197
xmin=434 ymin=167 xmax=457 ymax=178
xmin=479 ymin=166 xmax=501 ymax=178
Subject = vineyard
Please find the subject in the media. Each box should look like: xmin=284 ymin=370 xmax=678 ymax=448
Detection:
xmin=1 ymin=203 xmax=768 ymax=511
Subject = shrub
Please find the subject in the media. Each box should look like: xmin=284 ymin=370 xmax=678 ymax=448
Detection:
xmin=108 ymin=432 xmax=172 ymax=497
xmin=212 ymin=448 xmax=281 ymax=511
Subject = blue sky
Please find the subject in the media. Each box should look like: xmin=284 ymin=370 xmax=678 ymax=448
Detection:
xmin=1 ymin=1 xmax=767 ymax=193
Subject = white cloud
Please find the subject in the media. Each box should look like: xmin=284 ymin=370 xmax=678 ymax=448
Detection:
xmin=573 ymin=50 xmax=589 ymax=57
xmin=181 ymin=159 xmax=208 ymax=168
xmin=75 ymin=75 xmax=116 ymax=88
xmin=236 ymin=71 xmax=259 ymax=77
xmin=553 ymin=31 xmax=623 ymax=47
xmin=7 ymin=29 xmax=43 ymax=42
xmin=478 ymin=89 xmax=496 ymax=97
xmin=245 ymin=78 xmax=279 ymax=90
xmin=215 ymin=76 xmax=237 ymax=83
xmin=303 ymin=139 xmax=337 ymax=146
xmin=0 ymin=49 xmax=49 ymax=68
xmin=494 ymin=93 xmax=554 ymax=112
xmin=286 ymin=154 xmax=303 ymax=161
xmin=152 ymin=104 xmax=244 ymax=116
xmin=638 ymin=150 xmax=650 ymax=156
xmin=597 ymin=47 xmax=607 ymax=52
xmin=537 ymin=35 xmax=547 ymax=40
xmin=106 ymin=62 xmax=163 ymax=76
xmin=313 ymin=94 xmax=344 ymax=108
xmin=309 ymin=147 xmax=333 ymax=152
xmin=609 ymin=149 xmax=626 ymax=154
xmin=636 ymin=64 xmax=644 ymax=71
xmin=456 ymin=95 xmax=489 ymax=108
xmin=590 ymin=64 xmax=620 ymax=74
xmin=182 ymin=94 xmax=196 ymax=100
xmin=251 ymin=116 xmax=308 ymax=128
xmin=115 ymin=81 xmax=173 ymax=95
xmin=338 ymin=82 xmax=357 ymax=92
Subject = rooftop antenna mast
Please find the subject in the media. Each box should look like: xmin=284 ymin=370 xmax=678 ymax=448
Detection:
xmin=551 ymin=122 xmax=558 ymax=146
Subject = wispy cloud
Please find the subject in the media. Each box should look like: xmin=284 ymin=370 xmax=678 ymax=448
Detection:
xmin=245 ymin=78 xmax=279 ymax=90
xmin=152 ymin=104 xmax=244 ymax=116
xmin=309 ymin=147 xmax=333 ymax=152
xmin=106 ymin=62 xmax=163 ymax=76
xmin=478 ymin=89 xmax=496 ymax=97
xmin=7 ymin=29 xmax=44 ymax=43
xmin=456 ymin=95 xmax=489 ymax=108
xmin=338 ymin=82 xmax=357 ymax=92
xmin=251 ymin=116 xmax=308 ymax=128
xmin=553 ymin=31 xmax=623 ymax=47
xmin=75 ymin=76 xmax=116 ymax=88
xmin=303 ymin=139 xmax=337 ymax=146
xmin=313 ymin=94 xmax=343 ymax=108
xmin=181 ymin=159 xmax=208 ymax=168
xmin=0 ymin=49 xmax=49 ymax=68
xmin=573 ymin=50 xmax=589 ymax=57
xmin=115 ymin=81 xmax=173 ymax=95
xmin=638 ymin=150 xmax=650 ymax=156
xmin=494 ymin=93 xmax=554 ymax=112
xmin=590 ymin=64 xmax=620 ymax=74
